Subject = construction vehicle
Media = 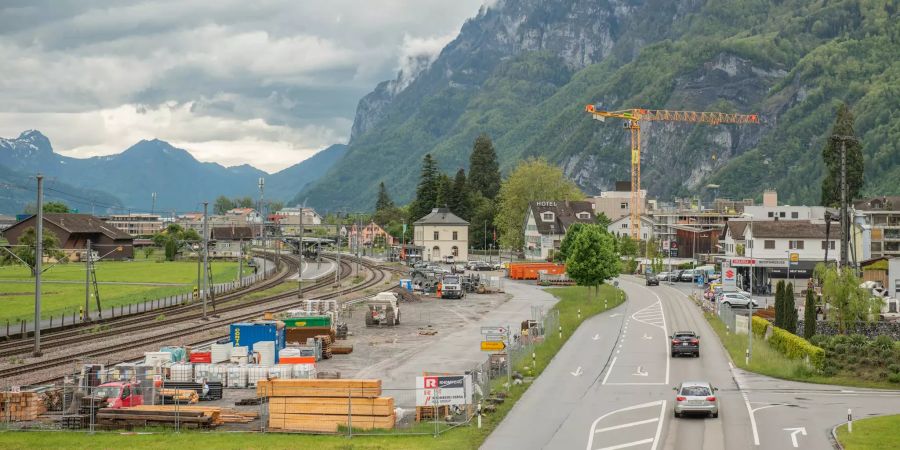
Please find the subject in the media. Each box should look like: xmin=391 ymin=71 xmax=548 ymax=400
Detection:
xmin=365 ymin=292 xmax=401 ymax=326
xmin=584 ymin=105 xmax=760 ymax=239
xmin=90 ymin=381 xmax=145 ymax=409
xmin=440 ymin=275 xmax=466 ymax=299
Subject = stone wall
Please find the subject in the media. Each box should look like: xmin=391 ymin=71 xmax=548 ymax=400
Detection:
xmin=797 ymin=320 xmax=900 ymax=340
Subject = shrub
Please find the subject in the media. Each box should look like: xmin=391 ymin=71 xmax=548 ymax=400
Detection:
xmin=809 ymin=334 xmax=830 ymax=348
xmin=889 ymin=373 xmax=900 ymax=384
xmin=767 ymin=325 xmax=826 ymax=371
xmin=752 ymin=316 xmax=769 ymax=338
xmin=871 ymin=335 xmax=894 ymax=351
xmin=888 ymin=363 xmax=900 ymax=374
xmin=848 ymin=334 xmax=868 ymax=347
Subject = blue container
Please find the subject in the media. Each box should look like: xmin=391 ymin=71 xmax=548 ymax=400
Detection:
xmin=230 ymin=322 xmax=285 ymax=362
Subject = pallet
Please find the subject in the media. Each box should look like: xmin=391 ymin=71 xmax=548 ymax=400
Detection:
xmin=416 ymin=405 xmax=450 ymax=422
xmin=0 ymin=391 xmax=48 ymax=421
xmin=96 ymin=408 xmax=213 ymax=429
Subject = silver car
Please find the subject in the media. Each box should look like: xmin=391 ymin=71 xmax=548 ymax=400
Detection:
xmin=673 ymin=381 xmax=719 ymax=418
xmin=720 ymin=292 xmax=759 ymax=309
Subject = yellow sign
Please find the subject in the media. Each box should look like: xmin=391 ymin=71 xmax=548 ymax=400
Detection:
xmin=789 ymin=253 xmax=799 ymax=263
xmin=480 ymin=341 xmax=506 ymax=352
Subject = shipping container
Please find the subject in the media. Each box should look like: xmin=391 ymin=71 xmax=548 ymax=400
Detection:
xmin=281 ymin=316 xmax=332 ymax=328
xmin=230 ymin=322 xmax=285 ymax=362
xmin=508 ymin=263 xmax=567 ymax=280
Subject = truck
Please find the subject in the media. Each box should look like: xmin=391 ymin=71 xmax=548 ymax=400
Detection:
xmin=365 ymin=292 xmax=401 ymax=326
xmin=91 ymin=381 xmax=144 ymax=409
xmin=440 ymin=275 xmax=466 ymax=299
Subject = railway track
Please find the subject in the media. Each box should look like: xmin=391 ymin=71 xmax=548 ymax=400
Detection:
xmin=0 ymin=252 xmax=300 ymax=359
xmin=1 ymin=254 xmax=396 ymax=383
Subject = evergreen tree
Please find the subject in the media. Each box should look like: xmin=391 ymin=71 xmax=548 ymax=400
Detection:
xmin=449 ymin=169 xmax=471 ymax=219
xmin=409 ymin=154 xmax=439 ymax=220
xmin=821 ymin=103 xmax=865 ymax=207
xmin=803 ymin=291 xmax=817 ymax=339
xmin=784 ymin=282 xmax=797 ymax=333
xmin=434 ymin=173 xmax=453 ymax=210
xmin=468 ymin=134 xmax=501 ymax=199
xmin=774 ymin=280 xmax=786 ymax=328
xmin=375 ymin=182 xmax=394 ymax=212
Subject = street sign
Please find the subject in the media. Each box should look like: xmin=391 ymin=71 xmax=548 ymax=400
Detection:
xmin=722 ymin=262 xmax=736 ymax=289
xmin=481 ymin=326 xmax=508 ymax=335
xmin=484 ymin=334 xmax=506 ymax=342
xmin=669 ymin=249 xmax=678 ymax=257
xmin=480 ymin=341 xmax=506 ymax=352
xmin=789 ymin=253 xmax=800 ymax=266
xmin=730 ymin=257 xmax=787 ymax=268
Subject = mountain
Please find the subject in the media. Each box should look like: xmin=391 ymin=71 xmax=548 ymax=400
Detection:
xmin=0 ymin=163 xmax=124 ymax=215
xmin=300 ymin=0 xmax=900 ymax=210
xmin=0 ymin=131 xmax=344 ymax=213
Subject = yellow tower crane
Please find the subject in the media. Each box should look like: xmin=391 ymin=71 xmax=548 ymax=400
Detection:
xmin=584 ymin=105 xmax=761 ymax=239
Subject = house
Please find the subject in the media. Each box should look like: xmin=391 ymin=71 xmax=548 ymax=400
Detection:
xmin=275 ymin=207 xmax=323 ymax=225
xmin=348 ymin=222 xmax=394 ymax=247
xmin=853 ymin=196 xmax=900 ymax=259
xmin=607 ymin=215 xmax=656 ymax=240
xmin=225 ymin=208 xmax=263 ymax=224
xmin=413 ymin=208 xmax=468 ymax=262
xmin=105 ymin=213 xmax=164 ymax=237
xmin=523 ymin=201 xmax=595 ymax=260
xmin=590 ymin=181 xmax=648 ymax=221
xmin=3 ymin=213 xmax=134 ymax=261
xmin=210 ymin=226 xmax=254 ymax=257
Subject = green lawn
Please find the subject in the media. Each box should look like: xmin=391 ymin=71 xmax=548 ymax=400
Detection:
xmin=835 ymin=414 xmax=900 ymax=449
xmin=704 ymin=312 xmax=898 ymax=389
xmin=0 ymin=259 xmax=238 ymax=323
xmin=0 ymin=284 xmax=625 ymax=449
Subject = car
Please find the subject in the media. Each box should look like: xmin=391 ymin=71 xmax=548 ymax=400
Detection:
xmin=474 ymin=261 xmax=493 ymax=271
xmin=646 ymin=274 xmax=659 ymax=286
xmin=680 ymin=269 xmax=699 ymax=282
xmin=720 ymin=292 xmax=759 ymax=309
xmin=673 ymin=381 xmax=719 ymax=418
xmin=657 ymin=271 xmax=671 ymax=281
xmin=670 ymin=331 xmax=700 ymax=357
xmin=672 ymin=270 xmax=685 ymax=281
xmin=466 ymin=261 xmax=479 ymax=271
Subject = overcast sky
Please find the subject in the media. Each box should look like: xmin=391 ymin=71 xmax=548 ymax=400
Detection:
xmin=0 ymin=0 xmax=484 ymax=172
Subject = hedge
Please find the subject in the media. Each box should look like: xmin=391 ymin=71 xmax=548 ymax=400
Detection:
xmin=757 ymin=317 xmax=826 ymax=371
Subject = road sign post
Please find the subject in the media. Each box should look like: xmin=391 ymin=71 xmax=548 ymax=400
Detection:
xmin=480 ymin=341 xmax=506 ymax=351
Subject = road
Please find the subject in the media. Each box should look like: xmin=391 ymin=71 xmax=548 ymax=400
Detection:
xmin=484 ymin=276 xmax=900 ymax=450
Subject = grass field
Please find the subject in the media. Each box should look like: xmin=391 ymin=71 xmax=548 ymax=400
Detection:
xmin=835 ymin=414 xmax=900 ymax=449
xmin=704 ymin=312 xmax=898 ymax=389
xmin=0 ymin=257 xmax=239 ymax=323
xmin=0 ymin=284 xmax=625 ymax=449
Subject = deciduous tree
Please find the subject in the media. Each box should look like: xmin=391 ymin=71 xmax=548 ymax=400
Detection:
xmin=821 ymin=266 xmax=881 ymax=334
xmin=1 ymin=227 xmax=65 ymax=275
xmin=213 ymin=196 xmax=235 ymax=215
xmin=565 ymin=224 xmax=620 ymax=298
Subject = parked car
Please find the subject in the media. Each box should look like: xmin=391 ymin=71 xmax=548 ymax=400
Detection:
xmin=657 ymin=271 xmax=672 ymax=281
xmin=670 ymin=331 xmax=700 ymax=357
xmin=466 ymin=261 xmax=479 ymax=271
xmin=672 ymin=270 xmax=685 ymax=282
xmin=474 ymin=261 xmax=493 ymax=271
xmin=720 ymin=292 xmax=759 ymax=309
xmin=673 ymin=381 xmax=719 ymax=418
xmin=680 ymin=269 xmax=699 ymax=282
xmin=646 ymin=274 xmax=659 ymax=286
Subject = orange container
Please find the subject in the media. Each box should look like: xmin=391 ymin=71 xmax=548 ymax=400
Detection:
xmin=279 ymin=356 xmax=317 ymax=364
xmin=508 ymin=263 xmax=566 ymax=280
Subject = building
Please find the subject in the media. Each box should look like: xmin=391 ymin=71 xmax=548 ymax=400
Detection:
xmin=348 ymin=222 xmax=395 ymax=247
xmin=652 ymin=209 xmax=738 ymax=261
xmin=106 ymin=213 xmax=164 ymax=237
xmin=225 ymin=208 xmax=263 ymax=224
xmin=853 ymin=196 xmax=900 ymax=259
xmin=590 ymin=181 xmax=648 ymax=221
xmin=523 ymin=201 xmax=595 ymax=260
xmin=413 ymin=208 xmax=469 ymax=262
xmin=275 ymin=207 xmax=323 ymax=225
xmin=210 ymin=226 xmax=254 ymax=257
xmin=742 ymin=205 xmax=827 ymax=222
xmin=607 ymin=215 xmax=656 ymax=240
xmin=3 ymin=213 xmax=134 ymax=261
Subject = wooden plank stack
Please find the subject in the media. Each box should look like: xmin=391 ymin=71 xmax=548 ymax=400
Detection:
xmin=317 ymin=334 xmax=333 ymax=359
xmin=0 ymin=391 xmax=48 ymax=421
xmin=331 ymin=344 xmax=353 ymax=355
xmin=260 ymin=379 xmax=395 ymax=433
xmin=159 ymin=388 xmax=199 ymax=404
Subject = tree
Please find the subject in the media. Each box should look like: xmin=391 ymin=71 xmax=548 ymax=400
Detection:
xmin=618 ymin=235 xmax=639 ymax=257
xmin=164 ymin=238 xmax=177 ymax=261
xmin=0 ymin=227 xmax=65 ymax=275
xmin=235 ymin=196 xmax=255 ymax=209
xmin=554 ymin=222 xmax=585 ymax=263
xmin=821 ymin=266 xmax=881 ymax=334
xmin=645 ymin=238 xmax=664 ymax=274
xmin=468 ymin=134 xmax=501 ymax=199
xmin=269 ymin=201 xmax=284 ymax=213
xmin=375 ymin=182 xmax=395 ymax=213
xmin=495 ymin=158 xmax=583 ymax=251
xmin=24 ymin=201 xmax=70 ymax=214
xmin=434 ymin=173 xmax=453 ymax=210
xmin=595 ymin=212 xmax=612 ymax=228
xmin=821 ymin=103 xmax=864 ymax=207
xmin=803 ymin=289 xmax=817 ymax=339
xmin=448 ymin=169 xmax=471 ymax=220
xmin=409 ymin=154 xmax=439 ymax=220
xmin=143 ymin=247 xmax=155 ymax=260
xmin=565 ymin=224 xmax=620 ymax=298
xmin=469 ymin=192 xmax=498 ymax=250
xmin=783 ymin=282 xmax=797 ymax=333
xmin=214 ymin=196 xmax=235 ymax=215
xmin=774 ymin=280 xmax=786 ymax=328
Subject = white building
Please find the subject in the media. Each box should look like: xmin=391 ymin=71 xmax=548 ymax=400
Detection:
xmin=276 ymin=207 xmax=323 ymax=225
xmin=106 ymin=213 xmax=163 ymax=236
xmin=607 ymin=215 xmax=656 ymax=240
xmin=742 ymin=205 xmax=827 ymax=222
xmin=413 ymin=208 xmax=469 ymax=262
xmin=524 ymin=201 xmax=595 ymax=260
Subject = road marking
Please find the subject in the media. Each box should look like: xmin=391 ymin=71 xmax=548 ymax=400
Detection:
xmin=571 ymin=366 xmax=584 ymax=377
xmin=593 ymin=417 xmax=659 ymax=434
xmin=602 ymin=357 xmax=617 ymax=385
xmin=586 ymin=400 xmax=665 ymax=450
xmin=728 ymin=361 xmax=734 ymax=369
xmin=642 ymin=333 xmax=652 ymax=340
xmin=604 ymin=382 xmax=668 ymax=386
xmin=610 ymin=313 xmax=622 ymax=317
xmin=595 ymin=438 xmax=654 ymax=450
xmin=634 ymin=365 xmax=648 ymax=377
xmin=593 ymin=334 xmax=600 ymax=340
xmin=783 ymin=427 xmax=807 ymax=447
xmin=626 ymin=292 xmax=670 ymax=385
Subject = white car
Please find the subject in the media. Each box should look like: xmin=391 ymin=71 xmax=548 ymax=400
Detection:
xmin=720 ymin=292 xmax=759 ymax=309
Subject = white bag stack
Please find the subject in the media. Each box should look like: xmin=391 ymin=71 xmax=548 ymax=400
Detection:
xmin=211 ymin=343 xmax=233 ymax=363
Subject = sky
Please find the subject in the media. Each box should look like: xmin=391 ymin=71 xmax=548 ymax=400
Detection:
xmin=0 ymin=0 xmax=484 ymax=172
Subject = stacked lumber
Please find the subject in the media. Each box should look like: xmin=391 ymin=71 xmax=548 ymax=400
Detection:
xmin=0 ymin=390 xmax=48 ymax=421
xmin=331 ymin=344 xmax=353 ymax=355
xmin=120 ymin=405 xmax=258 ymax=425
xmin=317 ymin=334 xmax=333 ymax=359
xmin=285 ymin=326 xmax=336 ymax=346
xmin=97 ymin=408 xmax=212 ymax=429
xmin=159 ymin=388 xmax=199 ymax=404
xmin=262 ymin=379 xmax=395 ymax=433
xmin=162 ymin=381 xmax=224 ymax=401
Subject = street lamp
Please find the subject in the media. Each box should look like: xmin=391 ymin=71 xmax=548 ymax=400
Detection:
xmin=740 ymin=212 xmax=754 ymax=363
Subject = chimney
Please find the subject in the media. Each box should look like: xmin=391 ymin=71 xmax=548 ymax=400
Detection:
xmin=763 ymin=189 xmax=778 ymax=207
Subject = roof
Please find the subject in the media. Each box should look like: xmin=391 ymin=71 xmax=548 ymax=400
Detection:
xmin=748 ymin=220 xmax=828 ymax=239
xmin=414 ymin=208 xmax=468 ymax=226
xmin=854 ymin=196 xmax=900 ymax=211
xmin=226 ymin=208 xmax=257 ymax=215
xmin=7 ymin=213 xmax=134 ymax=240
xmin=725 ymin=220 xmax=749 ymax=240
xmin=211 ymin=226 xmax=254 ymax=240
xmin=528 ymin=201 xmax=595 ymax=235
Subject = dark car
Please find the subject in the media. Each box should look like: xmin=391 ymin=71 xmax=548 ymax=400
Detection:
xmin=646 ymin=274 xmax=659 ymax=286
xmin=474 ymin=262 xmax=493 ymax=271
xmin=670 ymin=331 xmax=700 ymax=357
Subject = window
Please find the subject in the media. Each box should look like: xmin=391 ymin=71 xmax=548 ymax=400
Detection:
xmin=622 ymin=223 xmax=628 ymax=229
xmin=779 ymin=212 xmax=786 ymax=218
xmin=541 ymin=212 xmax=555 ymax=222
xmin=768 ymin=212 xmax=774 ymax=218
xmin=764 ymin=240 xmax=775 ymax=249
xmin=871 ymin=242 xmax=882 ymax=252
xmin=821 ymin=241 xmax=835 ymax=250
xmin=576 ymin=212 xmax=590 ymax=219
xmin=789 ymin=240 xmax=804 ymax=250
xmin=452 ymin=231 xmax=458 ymax=240
xmin=433 ymin=231 xmax=439 ymax=240
xmin=620 ymin=202 xmax=628 ymax=209
xmin=451 ymin=246 xmax=459 ymax=256
xmin=791 ymin=211 xmax=799 ymax=219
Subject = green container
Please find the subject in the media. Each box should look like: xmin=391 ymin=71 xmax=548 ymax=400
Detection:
xmin=282 ymin=316 xmax=332 ymax=328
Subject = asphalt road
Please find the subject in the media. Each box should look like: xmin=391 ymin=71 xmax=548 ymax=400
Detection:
xmin=483 ymin=276 xmax=900 ymax=450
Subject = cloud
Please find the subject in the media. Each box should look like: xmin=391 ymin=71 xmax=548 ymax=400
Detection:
xmin=0 ymin=0 xmax=484 ymax=169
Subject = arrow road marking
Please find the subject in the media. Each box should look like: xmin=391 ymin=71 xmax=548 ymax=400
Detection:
xmin=571 ymin=366 xmax=583 ymax=377
xmin=783 ymin=427 xmax=807 ymax=448
xmin=610 ymin=313 xmax=622 ymax=317
xmin=634 ymin=366 xmax=648 ymax=377
xmin=642 ymin=333 xmax=653 ymax=340
xmin=593 ymin=334 xmax=600 ymax=340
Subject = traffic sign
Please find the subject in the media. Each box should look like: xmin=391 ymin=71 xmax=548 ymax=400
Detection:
xmin=484 ymin=334 xmax=507 ymax=342
xmin=480 ymin=341 xmax=506 ymax=352
xmin=481 ymin=326 xmax=507 ymax=335
xmin=789 ymin=253 xmax=800 ymax=266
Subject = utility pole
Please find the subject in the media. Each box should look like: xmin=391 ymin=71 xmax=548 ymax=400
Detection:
xmin=238 ymin=238 xmax=243 ymax=285
xmin=831 ymin=135 xmax=858 ymax=269
xmin=259 ymin=177 xmax=266 ymax=277
xmin=84 ymin=239 xmax=91 ymax=322
xmin=151 ymin=192 xmax=157 ymax=215
xmin=335 ymin=213 xmax=342 ymax=285
xmin=298 ymin=206 xmax=304 ymax=298
xmin=34 ymin=174 xmax=44 ymax=357
xmin=355 ymin=214 xmax=360 ymax=276
xmin=202 ymin=201 xmax=209 ymax=320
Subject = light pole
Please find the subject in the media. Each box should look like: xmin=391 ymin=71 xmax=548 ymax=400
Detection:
xmin=298 ymin=206 xmax=304 ymax=298
xmin=741 ymin=212 xmax=754 ymax=363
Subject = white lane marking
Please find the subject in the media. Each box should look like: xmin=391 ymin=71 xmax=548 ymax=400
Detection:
xmin=571 ymin=366 xmax=584 ymax=377
xmin=633 ymin=366 xmax=648 ymax=377
xmin=595 ymin=438 xmax=654 ymax=450
xmin=783 ymin=427 xmax=807 ymax=448
xmin=642 ymin=333 xmax=653 ymax=340
xmin=586 ymin=400 xmax=665 ymax=450
xmin=610 ymin=313 xmax=622 ymax=317
xmin=593 ymin=334 xmax=601 ymax=340
xmin=728 ymin=361 xmax=734 ymax=369
xmin=626 ymin=292 xmax=670 ymax=384
xmin=602 ymin=357 xmax=617 ymax=385
xmin=603 ymin=382 xmax=667 ymax=386
xmin=741 ymin=388 xmax=759 ymax=445
xmin=593 ymin=417 xmax=659 ymax=434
